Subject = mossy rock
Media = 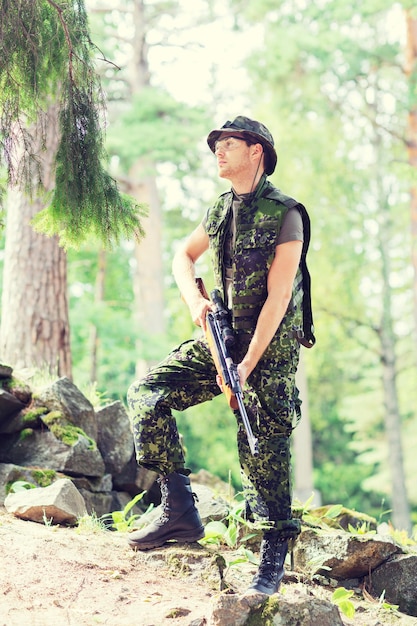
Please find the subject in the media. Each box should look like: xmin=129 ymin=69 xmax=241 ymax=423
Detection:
xmin=3 ymin=377 xmax=32 ymax=404
xmin=41 ymin=411 xmax=96 ymax=450
xmin=306 ymin=505 xmax=377 ymax=531
xmin=5 ymin=466 xmax=61 ymax=494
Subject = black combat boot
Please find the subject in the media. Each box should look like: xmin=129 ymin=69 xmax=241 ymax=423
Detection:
xmin=128 ymin=470 xmax=205 ymax=550
xmin=247 ymin=530 xmax=289 ymax=595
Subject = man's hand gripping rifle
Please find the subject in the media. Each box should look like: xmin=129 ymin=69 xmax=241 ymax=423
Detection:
xmin=205 ymin=287 xmax=259 ymax=457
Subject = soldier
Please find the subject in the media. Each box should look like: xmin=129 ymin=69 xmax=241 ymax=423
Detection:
xmin=127 ymin=115 xmax=315 ymax=595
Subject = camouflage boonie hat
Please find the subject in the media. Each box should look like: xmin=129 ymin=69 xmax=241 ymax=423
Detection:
xmin=207 ymin=115 xmax=277 ymax=175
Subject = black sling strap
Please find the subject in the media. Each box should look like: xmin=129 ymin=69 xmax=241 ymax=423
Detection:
xmin=280 ymin=197 xmax=316 ymax=348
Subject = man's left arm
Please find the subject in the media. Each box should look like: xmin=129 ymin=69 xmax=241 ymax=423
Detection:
xmin=238 ymin=240 xmax=303 ymax=386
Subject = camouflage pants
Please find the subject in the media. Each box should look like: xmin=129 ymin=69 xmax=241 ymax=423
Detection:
xmin=127 ymin=333 xmax=301 ymax=538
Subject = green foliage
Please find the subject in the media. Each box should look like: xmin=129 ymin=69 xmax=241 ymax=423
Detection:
xmin=30 ymin=469 xmax=57 ymax=488
xmin=101 ymin=491 xmax=147 ymax=532
xmin=0 ymin=0 xmax=67 ymax=120
xmin=76 ymin=511 xmax=108 ymax=533
xmin=332 ymin=588 xmax=356 ymax=619
xmin=377 ymin=590 xmax=400 ymax=615
xmin=199 ymin=498 xmax=267 ymax=551
xmin=67 ymin=243 xmax=139 ymax=400
xmin=80 ymin=381 xmax=112 ymax=409
xmin=108 ymin=87 xmax=210 ymax=172
xmin=41 ymin=411 xmax=96 ymax=449
xmin=174 ymin=397 xmax=241 ymax=489
xmin=0 ymin=0 xmax=146 ymax=247
xmin=7 ymin=480 xmax=36 ymax=494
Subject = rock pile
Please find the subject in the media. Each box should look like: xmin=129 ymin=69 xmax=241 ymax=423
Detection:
xmin=0 ymin=368 xmax=144 ymax=516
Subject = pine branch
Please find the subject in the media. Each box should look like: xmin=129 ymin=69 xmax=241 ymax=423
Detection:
xmin=0 ymin=0 xmax=146 ymax=247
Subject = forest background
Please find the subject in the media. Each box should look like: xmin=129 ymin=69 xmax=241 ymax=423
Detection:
xmin=0 ymin=0 xmax=416 ymax=537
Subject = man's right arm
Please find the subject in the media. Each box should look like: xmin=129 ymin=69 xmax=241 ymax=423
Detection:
xmin=172 ymin=224 xmax=211 ymax=328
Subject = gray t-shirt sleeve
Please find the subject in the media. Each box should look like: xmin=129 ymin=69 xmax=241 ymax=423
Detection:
xmin=277 ymin=207 xmax=304 ymax=245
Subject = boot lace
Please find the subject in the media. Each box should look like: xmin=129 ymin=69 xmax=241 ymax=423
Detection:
xmin=255 ymin=535 xmax=287 ymax=584
xmin=157 ymin=476 xmax=170 ymax=523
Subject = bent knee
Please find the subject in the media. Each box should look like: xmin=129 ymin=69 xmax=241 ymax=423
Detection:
xmin=127 ymin=378 xmax=166 ymax=413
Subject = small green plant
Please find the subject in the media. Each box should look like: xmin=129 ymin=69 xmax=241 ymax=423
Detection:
xmin=200 ymin=520 xmax=229 ymax=547
xmin=347 ymin=520 xmax=374 ymax=535
xmin=77 ymin=512 xmax=108 ymax=533
xmin=102 ymin=491 xmax=147 ymax=532
xmin=292 ymin=492 xmax=315 ymax=517
xmin=387 ymin=523 xmax=416 ymax=548
xmin=332 ymin=587 xmax=355 ymax=618
xmin=228 ymin=546 xmax=258 ymax=567
xmin=42 ymin=508 xmax=54 ymax=527
xmin=7 ymin=480 xmax=37 ymax=494
xmin=376 ymin=590 xmax=400 ymax=615
xmin=81 ymin=381 xmax=112 ymax=409
xmin=199 ymin=500 xmax=248 ymax=548
xmin=199 ymin=498 xmax=267 ymax=550
xmin=377 ymin=499 xmax=392 ymax=525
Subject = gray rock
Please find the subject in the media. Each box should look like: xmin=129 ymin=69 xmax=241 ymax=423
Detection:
xmin=0 ymin=364 xmax=13 ymax=379
xmin=0 ymin=389 xmax=25 ymax=425
xmin=369 ymin=553 xmax=417 ymax=617
xmin=34 ymin=377 xmax=97 ymax=441
xmin=4 ymin=478 xmax=87 ymax=525
xmin=77 ymin=489 xmax=114 ymax=518
xmin=0 ymin=462 xmax=63 ymax=505
xmin=0 ymin=409 xmax=35 ymax=434
xmin=112 ymin=454 xmax=140 ymax=494
xmin=0 ymin=429 xmax=105 ymax=478
xmin=71 ymin=474 xmax=113 ymax=493
xmin=293 ymin=528 xmax=400 ymax=579
xmin=209 ymin=590 xmax=343 ymax=626
xmin=193 ymin=484 xmax=229 ymax=523
xmin=96 ymin=401 xmax=134 ymax=475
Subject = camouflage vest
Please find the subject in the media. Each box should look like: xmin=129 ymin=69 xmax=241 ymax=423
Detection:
xmin=205 ymin=175 xmax=315 ymax=350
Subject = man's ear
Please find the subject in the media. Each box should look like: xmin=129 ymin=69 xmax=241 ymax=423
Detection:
xmin=250 ymin=142 xmax=264 ymax=163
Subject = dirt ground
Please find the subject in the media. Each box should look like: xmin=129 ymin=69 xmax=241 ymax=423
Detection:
xmin=0 ymin=507 xmax=415 ymax=626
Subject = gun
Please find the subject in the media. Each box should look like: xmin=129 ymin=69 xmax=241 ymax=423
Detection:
xmin=204 ymin=286 xmax=259 ymax=457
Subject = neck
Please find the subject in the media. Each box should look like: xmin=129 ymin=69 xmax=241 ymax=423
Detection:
xmin=230 ymin=172 xmax=263 ymax=195
xmin=229 ymin=169 xmax=265 ymax=195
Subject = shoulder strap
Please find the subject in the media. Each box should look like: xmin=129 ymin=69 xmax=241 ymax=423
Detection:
xmin=276 ymin=195 xmax=316 ymax=348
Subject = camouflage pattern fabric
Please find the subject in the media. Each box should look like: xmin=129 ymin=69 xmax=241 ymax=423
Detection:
xmin=127 ymin=174 xmax=310 ymax=539
xmin=128 ymin=338 xmax=220 ymax=476
xmin=127 ymin=331 xmax=301 ymax=537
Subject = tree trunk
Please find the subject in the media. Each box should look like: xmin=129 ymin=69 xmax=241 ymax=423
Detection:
xmin=129 ymin=164 xmax=165 ymax=378
xmin=374 ymin=106 xmax=411 ymax=533
xmin=89 ymin=249 xmax=106 ymax=383
xmin=405 ymin=10 xmax=417 ymax=354
xmin=0 ymin=106 xmax=72 ymax=378
xmin=294 ymin=352 xmax=321 ymax=506
xmin=378 ymin=219 xmax=411 ymax=532
xmin=129 ymin=0 xmax=165 ymax=377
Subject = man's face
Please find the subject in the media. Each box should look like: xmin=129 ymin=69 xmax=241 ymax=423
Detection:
xmin=214 ymin=132 xmax=253 ymax=180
